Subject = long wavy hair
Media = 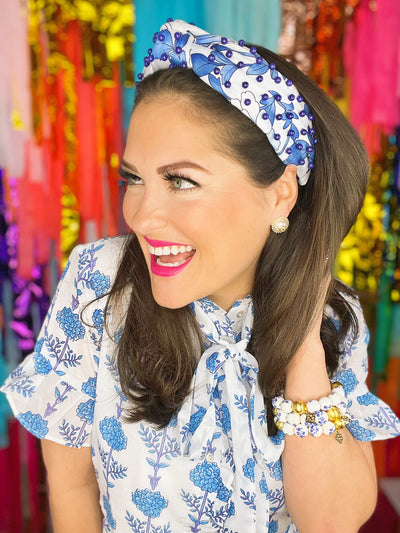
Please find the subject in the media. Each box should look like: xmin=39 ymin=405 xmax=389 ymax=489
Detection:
xmin=104 ymin=46 xmax=369 ymax=434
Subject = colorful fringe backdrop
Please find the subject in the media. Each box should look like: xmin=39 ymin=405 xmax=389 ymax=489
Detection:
xmin=0 ymin=1 xmax=399 ymax=531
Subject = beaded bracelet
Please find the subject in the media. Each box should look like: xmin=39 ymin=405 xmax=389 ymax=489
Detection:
xmin=272 ymin=382 xmax=351 ymax=444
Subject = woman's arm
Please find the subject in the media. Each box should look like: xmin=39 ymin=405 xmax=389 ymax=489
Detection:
xmin=281 ymin=292 xmax=377 ymax=533
xmin=41 ymin=440 xmax=103 ymax=533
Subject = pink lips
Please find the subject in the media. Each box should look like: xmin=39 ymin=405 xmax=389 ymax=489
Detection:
xmin=143 ymin=237 xmax=195 ymax=278
xmin=144 ymin=237 xmax=189 ymax=247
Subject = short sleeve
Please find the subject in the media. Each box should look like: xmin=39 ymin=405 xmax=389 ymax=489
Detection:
xmin=0 ymin=240 xmax=115 ymax=447
xmin=331 ymin=296 xmax=400 ymax=442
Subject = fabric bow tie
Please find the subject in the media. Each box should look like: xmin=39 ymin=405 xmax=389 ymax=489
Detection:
xmin=174 ymin=297 xmax=284 ymax=531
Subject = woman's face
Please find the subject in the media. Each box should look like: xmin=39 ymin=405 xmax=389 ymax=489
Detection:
xmin=122 ymin=97 xmax=278 ymax=310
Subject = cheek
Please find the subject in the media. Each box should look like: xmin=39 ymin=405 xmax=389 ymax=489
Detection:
xmin=122 ymin=193 xmax=136 ymax=229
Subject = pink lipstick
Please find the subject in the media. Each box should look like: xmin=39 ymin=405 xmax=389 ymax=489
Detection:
xmin=144 ymin=237 xmax=196 ymax=277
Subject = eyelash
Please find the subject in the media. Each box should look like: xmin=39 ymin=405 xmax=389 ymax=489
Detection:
xmin=163 ymin=172 xmax=198 ymax=192
xmin=118 ymin=168 xmax=199 ymax=192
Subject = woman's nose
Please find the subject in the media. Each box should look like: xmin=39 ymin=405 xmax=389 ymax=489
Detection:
xmin=123 ymin=189 xmax=168 ymax=235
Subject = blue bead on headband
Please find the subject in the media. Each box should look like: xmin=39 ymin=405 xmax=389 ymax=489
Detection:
xmin=139 ymin=20 xmax=316 ymax=185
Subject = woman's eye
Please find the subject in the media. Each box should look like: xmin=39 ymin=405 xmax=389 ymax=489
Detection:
xmin=165 ymin=173 xmax=198 ymax=191
xmin=126 ymin=175 xmax=143 ymax=186
xmin=118 ymin=168 xmax=143 ymax=187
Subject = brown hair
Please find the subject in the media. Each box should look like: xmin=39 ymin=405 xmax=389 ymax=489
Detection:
xmin=105 ymin=46 xmax=369 ymax=433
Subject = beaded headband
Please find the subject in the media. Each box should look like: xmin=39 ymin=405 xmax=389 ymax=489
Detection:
xmin=138 ymin=20 xmax=316 ymax=185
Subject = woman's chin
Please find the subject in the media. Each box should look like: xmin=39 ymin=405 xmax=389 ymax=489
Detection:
xmin=150 ymin=287 xmax=193 ymax=310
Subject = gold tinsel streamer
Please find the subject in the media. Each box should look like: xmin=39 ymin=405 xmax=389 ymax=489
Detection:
xmin=29 ymin=0 xmax=134 ymax=80
xmin=336 ymin=138 xmax=400 ymax=302
xmin=27 ymin=0 xmax=134 ymax=267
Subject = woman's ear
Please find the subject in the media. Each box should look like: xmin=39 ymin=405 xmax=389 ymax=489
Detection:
xmin=268 ymin=164 xmax=299 ymax=217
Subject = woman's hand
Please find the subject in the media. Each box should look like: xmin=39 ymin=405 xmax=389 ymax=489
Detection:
xmin=41 ymin=440 xmax=103 ymax=533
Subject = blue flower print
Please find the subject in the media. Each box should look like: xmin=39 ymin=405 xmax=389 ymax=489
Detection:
xmin=77 ymin=399 xmax=95 ymax=424
xmin=190 ymin=461 xmax=224 ymax=494
xmin=206 ymin=352 xmax=218 ymax=372
xmin=335 ymin=369 xmax=359 ymax=394
xmin=56 ymin=307 xmax=85 ymax=340
xmin=269 ymin=430 xmax=285 ymax=446
xmin=195 ymin=298 xmax=220 ymax=315
xmin=231 ymin=90 xmax=259 ymax=122
xmin=114 ymin=327 xmax=123 ymax=344
xmin=92 ymin=308 xmax=104 ymax=333
xmin=17 ymin=411 xmax=48 ymax=439
xmin=216 ymin=484 xmax=231 ymax=502
xmin=82 ymin=376 xmax=97 ymax=398
xmin=268 ymin=460 xmax=283 ymax=481
xmin=242 ymin=458 xmax=255 ymax=482
xmin=103 ymin=495 xmax=116 ymax=529
xmin=89 ymin=270 xmax=111 ymax=298
xmin=152 ymin=29 xmax=189 ymax=66
xmin=33 ymin=339 xmax=51 ymax=375
xmin=269 ymin=519 xmax=278 ymax=533
xmin=357 ymin=393 xmax=379 ymax=406
xmin=259 ymin=474 xmax=268 ymax=495
xmin=168 ymin=413 xmax=178 ymax=427
xmin=188 ymin=407 xmax=206 ymax=433
xmin=218 ymin=404 xmax=231 ymax=433
xmin=347 ymin=420 xmax=376 ymax=441
xmin=131 ymin=488 xmax=168 ymax=518
xmin=99 ymin=416 xmax=127 ymax=450
xmin=226 ymin=500 xmax=235 ymax=517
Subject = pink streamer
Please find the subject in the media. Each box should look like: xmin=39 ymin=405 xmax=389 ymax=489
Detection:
xmin=344 ymin=0 xmax=400 ymax=153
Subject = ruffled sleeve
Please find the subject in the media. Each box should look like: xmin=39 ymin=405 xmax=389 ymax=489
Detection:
xmin=331 ymin=296 xmax=400 ymax=441
xmin=0 ymin=239 xmax=119 ymax=447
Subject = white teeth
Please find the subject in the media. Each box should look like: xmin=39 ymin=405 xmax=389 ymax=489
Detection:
xmin=156 ymin=257 xmax=187 ymax=267
xmin=147 ymin=243 xmax=195 ymax=255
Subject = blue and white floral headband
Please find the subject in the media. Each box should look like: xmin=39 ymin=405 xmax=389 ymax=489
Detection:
xmin=138 ymin=20 xmax=317 ymax=185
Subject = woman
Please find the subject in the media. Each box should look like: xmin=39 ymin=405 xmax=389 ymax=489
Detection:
xmin=2 ymin=20 xmax=400 ymax=533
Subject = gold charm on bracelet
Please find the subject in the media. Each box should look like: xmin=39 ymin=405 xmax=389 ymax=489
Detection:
xmin=305 ymin=413 xmax=316 ymax=424
xmin=292 ymin=401 xmax=307 ymax=415
xmin=335 ymin=431 xmax=344 ymax=444
xmin=327 ymin=406 xmax=341 ymax=421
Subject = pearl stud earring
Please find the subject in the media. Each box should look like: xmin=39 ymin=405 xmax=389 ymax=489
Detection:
xmin=271 ymin=216 xmax=289 ymax=233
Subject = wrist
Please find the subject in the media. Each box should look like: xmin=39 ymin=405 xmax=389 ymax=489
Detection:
xmin=285 ymin=340 xmax=331 ymax=402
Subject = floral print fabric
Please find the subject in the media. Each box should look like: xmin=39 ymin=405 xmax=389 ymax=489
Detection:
xmin=1 ymin=237 xmax=399 ymax=533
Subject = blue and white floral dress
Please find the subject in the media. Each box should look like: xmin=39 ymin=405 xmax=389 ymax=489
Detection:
xmin=2 ymin=236 xmax=399 ymax=533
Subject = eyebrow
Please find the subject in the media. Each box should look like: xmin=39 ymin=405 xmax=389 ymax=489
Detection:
xmin=120 ymin=158 xmax=211 ymax=175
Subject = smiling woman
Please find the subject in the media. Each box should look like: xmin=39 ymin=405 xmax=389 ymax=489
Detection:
xmin=120 ymin=96 xmax=282 ymax=310
xmin=1 ymin=18 xmax=400 ymax=533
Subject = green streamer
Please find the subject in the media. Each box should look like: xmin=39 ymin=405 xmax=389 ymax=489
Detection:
xmin=373 ymin=273 xmax=392 ymax=391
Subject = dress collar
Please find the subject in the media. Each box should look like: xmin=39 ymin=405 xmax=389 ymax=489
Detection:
xmin=190 ymin=295 xmax=253 ymax=347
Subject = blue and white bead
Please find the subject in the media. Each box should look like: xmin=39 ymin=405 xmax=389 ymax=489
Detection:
xmin=314 ymin=410 xmax=329 ymax=425
xmin=308 ymin=423 xmax=323 ymax=438
xmin=319 ymin=396 xmax=333 ymax=410
xmin=306 ymin=400 xmax=320 ymax=413
xmin=294 ymin=424 xmax=308 ymax=438
xmin=322 ymin=421 xmax=337 ymax=436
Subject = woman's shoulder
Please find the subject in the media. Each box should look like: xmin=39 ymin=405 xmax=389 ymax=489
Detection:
xmin=56 ymin=235 xmax=129 ymax=310
xmin=71 ymin=235 xmax=128 ymax=269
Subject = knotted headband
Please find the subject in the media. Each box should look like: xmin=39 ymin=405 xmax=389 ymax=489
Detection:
xmin=139 ymin=20 xmax=316 ymax=185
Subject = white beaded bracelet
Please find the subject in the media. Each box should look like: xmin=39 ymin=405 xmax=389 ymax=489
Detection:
xmin=272 ymin=382 xmax=351 ymax=444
